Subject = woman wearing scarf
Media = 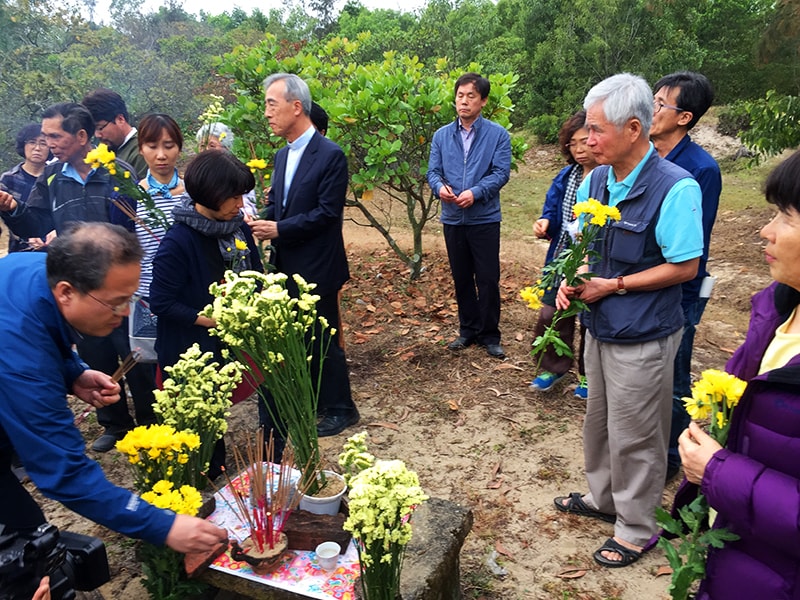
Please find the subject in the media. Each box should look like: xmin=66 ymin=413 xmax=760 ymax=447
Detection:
xmin=150 ymin=150 xmax=263 ymax=475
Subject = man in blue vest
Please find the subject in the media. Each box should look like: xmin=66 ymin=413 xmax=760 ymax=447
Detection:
xmin=553 ymin=73 xmax=704 ymax=568
xmin=650 ymin=71 xmax=722 ymax=482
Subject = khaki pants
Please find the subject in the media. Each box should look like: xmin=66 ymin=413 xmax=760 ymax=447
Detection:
xmin=582 ymin=329 xmax=681 ymax=546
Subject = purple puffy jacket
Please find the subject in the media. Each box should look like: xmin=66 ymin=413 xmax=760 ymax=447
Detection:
xmin=690 ymin=282 xmax=800 ymax=599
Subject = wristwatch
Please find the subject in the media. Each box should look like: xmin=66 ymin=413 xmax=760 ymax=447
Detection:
xmin=615 ymin=276 xmax=627 ymax=295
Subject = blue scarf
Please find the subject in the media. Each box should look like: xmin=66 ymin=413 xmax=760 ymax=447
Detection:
xmin=146 ymin=169 xmax=179 ymax=199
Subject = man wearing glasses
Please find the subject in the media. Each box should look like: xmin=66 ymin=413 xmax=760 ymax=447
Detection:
xmin=0 ymin=223 xmax=227 ymax=564
xmin=82 ymin=88 xmax=147 ymax=178
xmin=0 ymin=102 xmax=156 ymax=453
xmin=650 ymin=71 xmax=722 ymax=483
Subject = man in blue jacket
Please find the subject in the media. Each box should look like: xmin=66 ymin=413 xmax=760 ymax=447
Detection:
xmin=650 ymin=71 xmax=722 ymax=482
xmin=0 ymin=222 xmax=225 ymax=552
xmin=427 ymin=72 xmax=512 ymax=359
xmin=0 ymin=102 xmax=156 ymax=453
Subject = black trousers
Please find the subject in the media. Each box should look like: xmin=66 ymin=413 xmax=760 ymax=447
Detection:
xmin=0 ymin=449 xmax=45 ymax=534
xmin=77 ymin=322 xmax=156 ymax=435
xmin=443 ymin=222 xmax=502 ymax=345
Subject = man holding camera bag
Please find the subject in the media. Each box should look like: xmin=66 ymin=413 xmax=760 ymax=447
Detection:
xmin=0 ymin=222 xmax=226 ymax=565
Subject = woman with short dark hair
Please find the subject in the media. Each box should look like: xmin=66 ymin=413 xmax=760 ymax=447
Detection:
xmin=150 ymin=150 xmax=262 ymax=477
xmin=0 ymin=123 xmax=51 ymax=252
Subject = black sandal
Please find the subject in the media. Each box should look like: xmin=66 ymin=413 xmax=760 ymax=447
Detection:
xmin=593 ymin=537 xmax=642 ymax=568
xmin=553 ymin=492 xmax=616 ymax=523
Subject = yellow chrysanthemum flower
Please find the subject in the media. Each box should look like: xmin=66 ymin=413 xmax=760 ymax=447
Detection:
xmin=519 ymin=286 xmax=544 ymax=310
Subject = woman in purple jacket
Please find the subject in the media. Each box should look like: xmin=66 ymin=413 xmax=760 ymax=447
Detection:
xmin=678 ymin=150 xmax=800 ymax=599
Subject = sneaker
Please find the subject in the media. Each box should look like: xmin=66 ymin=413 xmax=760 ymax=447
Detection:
xmin=574 ymin=376 xmax=588 ymax=399
xmin=529 ymin=371 xmax=565 ymax=392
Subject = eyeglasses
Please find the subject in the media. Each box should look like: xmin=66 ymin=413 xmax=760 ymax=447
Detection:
xmin=25 ymin=139 xmax=49 ymax=148
xmin=86 ymin=291 xmax=132 ymax=315
xmin=566 ymin=138 xmax=589 ymax=149
xmin=654 ymin=100 xmax=684 ymax=113
xmin=95 ymin=121 xmax=112 ymax=134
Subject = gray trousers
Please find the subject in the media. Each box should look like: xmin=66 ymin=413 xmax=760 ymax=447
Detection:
xmin=582 ymin=329 xmax=681 ymax=546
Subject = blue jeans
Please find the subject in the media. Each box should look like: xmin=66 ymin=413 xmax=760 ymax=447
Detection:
xmin=667 ymin=297 xmax=709 ymax=468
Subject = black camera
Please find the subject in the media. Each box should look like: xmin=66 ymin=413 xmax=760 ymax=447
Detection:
xmin=0 ymin=523 xmax=109 ymax=600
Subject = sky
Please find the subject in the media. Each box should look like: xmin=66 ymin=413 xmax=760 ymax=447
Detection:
xmin=90 ymin=0 xmax=428 ymax=24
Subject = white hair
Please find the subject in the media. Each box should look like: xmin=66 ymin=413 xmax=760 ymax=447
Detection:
xmin=195 ymin=122 xmax=234 ymax=149
xmin=584 ymin=73 xmax=653 ymax=136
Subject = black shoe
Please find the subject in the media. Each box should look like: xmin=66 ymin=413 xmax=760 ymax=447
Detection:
xmin=317 ymin=411 xmax=360 ymax=437
xmin=665 ymin=464 xmax=681 ymax=483
xmin=448 ymin=336 xmax=475 ymax=351
xmin=91 ymin=432 xmax=124 ymax=453
xmin=485 ymin=343 xmax=506 ymax=359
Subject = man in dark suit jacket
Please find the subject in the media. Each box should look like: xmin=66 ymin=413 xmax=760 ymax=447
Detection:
xmin=250 ymin=73 xmax=359 ymax=438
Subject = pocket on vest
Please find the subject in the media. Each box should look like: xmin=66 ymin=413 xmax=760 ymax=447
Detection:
xmin=608 ymin=219 xmax=649 ymax=264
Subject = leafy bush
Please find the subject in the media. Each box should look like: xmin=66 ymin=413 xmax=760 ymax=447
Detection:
xmin=527 ymin=114 xmax=562 ymax=145
xmin=740 ymin=91 xmax=800 ymax=158
xmin=716 ymin=101 xmax=751 ymax=137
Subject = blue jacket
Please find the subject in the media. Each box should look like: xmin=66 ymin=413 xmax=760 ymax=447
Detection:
xmin=540 ymin=164 xmax=577 ymax=264
xmin=665 ymin=135 xmax=721 ymax=306
xmin=427 ymin=116 xmax=511 ymax=226
xmin=1 ymin=160 xmax=135 ymax=238
xmin=0 ymin=253 xmax=174 ymax=544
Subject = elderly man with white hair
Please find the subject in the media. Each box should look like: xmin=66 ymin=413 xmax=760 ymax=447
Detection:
xmin=553 ymin=73 xmax=704 ymax=568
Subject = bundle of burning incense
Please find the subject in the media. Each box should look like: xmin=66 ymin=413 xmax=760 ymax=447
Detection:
xmin=214 ymin=429 xmax=315 ymax=553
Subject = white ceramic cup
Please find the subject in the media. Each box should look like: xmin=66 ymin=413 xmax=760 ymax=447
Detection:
xmin=315 ymin=541 xmax=341 ymax=571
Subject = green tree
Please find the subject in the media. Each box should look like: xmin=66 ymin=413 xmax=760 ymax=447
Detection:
xmin=217 ymin=35 xmax=527 ymax=278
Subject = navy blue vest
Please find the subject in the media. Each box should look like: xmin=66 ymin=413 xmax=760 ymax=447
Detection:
xmin=581 ymin=151 xmax=690 ymax=343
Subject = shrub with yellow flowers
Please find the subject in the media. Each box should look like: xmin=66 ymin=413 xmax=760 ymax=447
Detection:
xmin=520 ymin=198 xmax=621 ymax=371
xmin=656 ymin=369 xmax=746 ymax=600
xmin=115 ymin=424 xmax=201 ymax=491
xmin=84 ymin=143 xmax=170 ymax=233
xmin=153 ymin=344 xmax=243 ymax=486
xmin=139 ymin=480 xmax=207 ymax=599
xmin=204 ymin=270 xmax=332 ymax=495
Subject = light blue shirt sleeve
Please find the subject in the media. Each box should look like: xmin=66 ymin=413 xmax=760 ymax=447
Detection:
xmin=576 ymin=172 xmax=591 ymax=203
xmin=655 ymin=178 xmax=704 ymax=263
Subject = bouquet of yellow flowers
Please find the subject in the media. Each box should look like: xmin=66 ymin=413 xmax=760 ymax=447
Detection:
xmin=520 ymin=198 xmax=621 ymax=369
xmin=139 ymin=480 xmax=207 ymax=599
xmin=339 ymin=432 xmax=427 ymax=600
xmin=115 ymin=424 xmax=201 ymax=491
xmin=656 ymin=369 xmax=746 ymax=600
xmin=153 ymin=344 xmax=243 ymax=485
xmin=343 ymin=459 xmax=428 ymax=600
